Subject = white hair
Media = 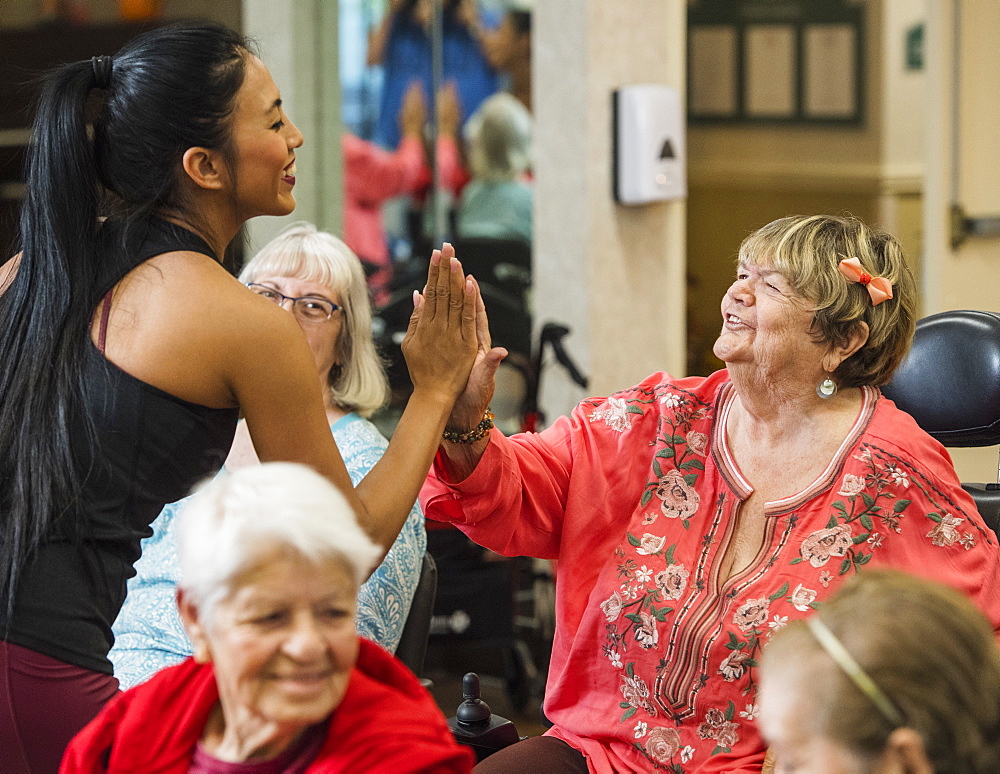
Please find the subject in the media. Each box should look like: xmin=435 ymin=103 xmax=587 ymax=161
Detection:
xmin=176 ymin=463 xmax=381 ymax=619
xmin=239 ymin=222 xmax=389 ymax=417
xmin=464 ymin=92 xmax=532 ymax=183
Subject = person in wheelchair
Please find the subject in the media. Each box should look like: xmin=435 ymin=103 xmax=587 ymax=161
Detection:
xmin=759 ymin=569 xmax=1000 ymax=773
xmin=63 ymin=463 xmax=474 ymax=772
xmin=422 ymin=214 xmax=1000 ymax=771
xmin=111 ymin=223 xmax=427 ymax=688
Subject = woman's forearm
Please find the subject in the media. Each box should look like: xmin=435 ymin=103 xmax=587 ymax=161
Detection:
xmin=354 ymin=387 xmax=455 ymax=555
xmin=436 ymin=432 xmax=490 ymax=483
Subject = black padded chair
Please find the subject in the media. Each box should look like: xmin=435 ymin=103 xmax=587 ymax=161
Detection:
xmin=394 ymin=551 xmax=438 ymax=678
xmin=881 ymin=310 xmax=1000 ymax=536
xmin=449 ymin=238 xmax=532 ymax=308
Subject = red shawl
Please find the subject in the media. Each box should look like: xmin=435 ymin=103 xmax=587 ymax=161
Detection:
xmin=61 ymin=639 xmax=474 ymax=773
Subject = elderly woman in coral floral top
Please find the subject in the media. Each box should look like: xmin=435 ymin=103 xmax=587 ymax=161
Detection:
xmin=422 ymin=214 xmax=1000 ymax=773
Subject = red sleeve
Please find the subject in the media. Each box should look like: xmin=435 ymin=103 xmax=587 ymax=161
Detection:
xmin=312 ymin=640 xmax=474 ymax=773
xmin=343 ymin=134 xmax=425 ymax=206
xmin=861 ymin=400 xmax=1000 ymax=637
xmin=407 ymin=135 xmax=470 ymax=205
xmin=434 ymin=135 xmax=469 ymax=196
xmin=421 ymin=410 xmax=582 ymax=560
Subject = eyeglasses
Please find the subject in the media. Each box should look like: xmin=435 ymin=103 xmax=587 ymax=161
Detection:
xmin=247 ymin=283 xmax=341 ymax=322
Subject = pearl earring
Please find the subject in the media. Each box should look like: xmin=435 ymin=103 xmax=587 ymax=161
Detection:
xmin=817 ymin=378 xmax=837 ymax=399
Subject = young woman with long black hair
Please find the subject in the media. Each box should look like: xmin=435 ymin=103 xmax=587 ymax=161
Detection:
xmin=0 ymin=23 xmax=482 ymax=772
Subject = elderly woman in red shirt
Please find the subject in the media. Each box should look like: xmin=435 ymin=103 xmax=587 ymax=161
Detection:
xmin=423 ymin=214 xmax=1000 ymax=772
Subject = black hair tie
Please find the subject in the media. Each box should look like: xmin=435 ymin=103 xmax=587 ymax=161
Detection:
xmin=91 ymin=55 xmax=114 ymax=90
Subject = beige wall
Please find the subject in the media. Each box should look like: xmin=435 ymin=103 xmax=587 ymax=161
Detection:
xmin=686 ymin=1 xmax=889 ymax=374
xmin=924 ymin=0 xmax=1000 ymax=482
xmin=534 ymin=0 xmax=687 ymax=419
xmin=242 ymin=0 xmax=343 ymax=253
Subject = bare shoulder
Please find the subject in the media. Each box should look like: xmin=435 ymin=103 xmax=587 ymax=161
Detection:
xmin=101 ymin=250 xmax=308 ymax=408
xmin=0 ymin=253 xmax=21 ymax=294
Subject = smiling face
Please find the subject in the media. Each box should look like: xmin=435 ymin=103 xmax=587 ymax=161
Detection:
xmin=192 ymin=550 xmax=359 ymax=733
xmin=228 ymin=55 xmax=304 ymax=221
xmin=713 ymin=262 xmax=830 ymax=381
xmin=253 ymin=275 xmax=344 ymax=385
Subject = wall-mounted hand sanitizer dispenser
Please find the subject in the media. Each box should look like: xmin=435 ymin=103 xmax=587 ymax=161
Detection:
xmin=613 ymin=84 xmax=686 ymax=205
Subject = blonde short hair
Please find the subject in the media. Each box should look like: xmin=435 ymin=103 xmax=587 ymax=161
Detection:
xmin=240 ymin=222 xmax=389 ymax=417
xmin=739 ymin=215 xmax=917 ymax=388
xmin=762 ymin=570 xmax=1000 ymax=771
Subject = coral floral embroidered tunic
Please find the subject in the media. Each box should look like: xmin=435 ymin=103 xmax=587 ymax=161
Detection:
xmin=422 ymin=370 xmax=1000 ymax=773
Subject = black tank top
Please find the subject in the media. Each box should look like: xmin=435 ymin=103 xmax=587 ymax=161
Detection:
xmin=2 ymin=218 xmax=240 ymax=673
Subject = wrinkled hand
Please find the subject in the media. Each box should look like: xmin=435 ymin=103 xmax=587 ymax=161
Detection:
xmin=402 ymin=243 xmax=479 ymax=403
xmin=446 ymin=274 xmax=506 ymax=433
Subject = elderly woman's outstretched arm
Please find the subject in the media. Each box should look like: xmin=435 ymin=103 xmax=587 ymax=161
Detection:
xmin=436 ymin=276 xmax=508 ymax=481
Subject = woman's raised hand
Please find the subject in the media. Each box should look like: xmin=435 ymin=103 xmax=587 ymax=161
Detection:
xmin=446 ymin=274 xmax=506 ymax=434
xmin=401 ymin=243 xmax=479 ymax=404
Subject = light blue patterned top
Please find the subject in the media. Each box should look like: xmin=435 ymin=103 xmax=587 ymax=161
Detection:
xmin=109 ymin=413 xmax=426 ymax=690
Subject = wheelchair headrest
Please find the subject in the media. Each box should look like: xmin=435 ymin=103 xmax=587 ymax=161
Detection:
xmin=881 ymin=310 xmax=1000 ymax=447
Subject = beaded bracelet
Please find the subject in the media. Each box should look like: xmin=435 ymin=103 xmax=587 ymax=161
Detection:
xmin=442 ymin=409 xmax=494 ymax=444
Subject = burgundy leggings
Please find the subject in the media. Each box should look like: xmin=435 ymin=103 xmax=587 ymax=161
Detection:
xmin=1 ymin=641 xmax=119 ymax=774
xmin=473 ymin=735 xmax=590 ymax=773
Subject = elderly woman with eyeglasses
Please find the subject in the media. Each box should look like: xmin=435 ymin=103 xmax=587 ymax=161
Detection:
xmin=758 ymin=569 xmax=1000 ymax=773
xmin=111 ymin=222 xmax=426 ymax=688
xmin=423 ymin=214 xmax=1000 ymax=772
xmin=64 ymin=463 xmax=474 ymax=772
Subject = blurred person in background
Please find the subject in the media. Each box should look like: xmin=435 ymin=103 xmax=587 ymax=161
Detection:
xmin=456 ymin=92 xmax=532 ymax=243
xmin=483 ymin=2 xmax=531 ymax=113
xmin=367 ymin=0 xmax=498 ymax=151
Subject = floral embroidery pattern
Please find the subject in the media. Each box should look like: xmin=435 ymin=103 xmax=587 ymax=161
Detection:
xmin=789 ymin=584 xmax=817 ymax=611
xmin=720 ymin=582 xmax=790 ymax=695
xmin=637 ymin=533 xmax=667 ymax=555
xmin=799 ymin=525 xmax=853 ymax=568
xmin=792 ymin=444 xmax=981 ymax=579
xmin=591 ymin=396 xmax=642 ymax=433
xmin=655 ymin=471 xmax=701 ymax=522
xmin=605 ymin=539 xmax=681 ymax=659
xmin=696 ymin=703 xmax=741 ymax=755
xmin=644 ymin=726 xmax=681 ymax=765
xmin=927 ymin=513 xmax=976 ymax=549
xmin=619 ymin=664 xmax=656 ymax=720
xmin=791 ymin=452 xmax=903 ymax=576
xmin=655 ymin=564 xmax=690 ymax=600
xmin=719 ymin=650 xmax=750 ymax=681
xmin=640 ymin=389 xmax=711 ymax=530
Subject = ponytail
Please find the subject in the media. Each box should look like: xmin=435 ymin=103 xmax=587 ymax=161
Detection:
xmin=0 ymin=22 xmax=252 ymax=617
xmin=0 ymin=58 xmax=107 ymax=617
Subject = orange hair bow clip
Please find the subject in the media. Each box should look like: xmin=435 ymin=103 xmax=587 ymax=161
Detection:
xmin=837 ymin=257 xmax=893 ymax=306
